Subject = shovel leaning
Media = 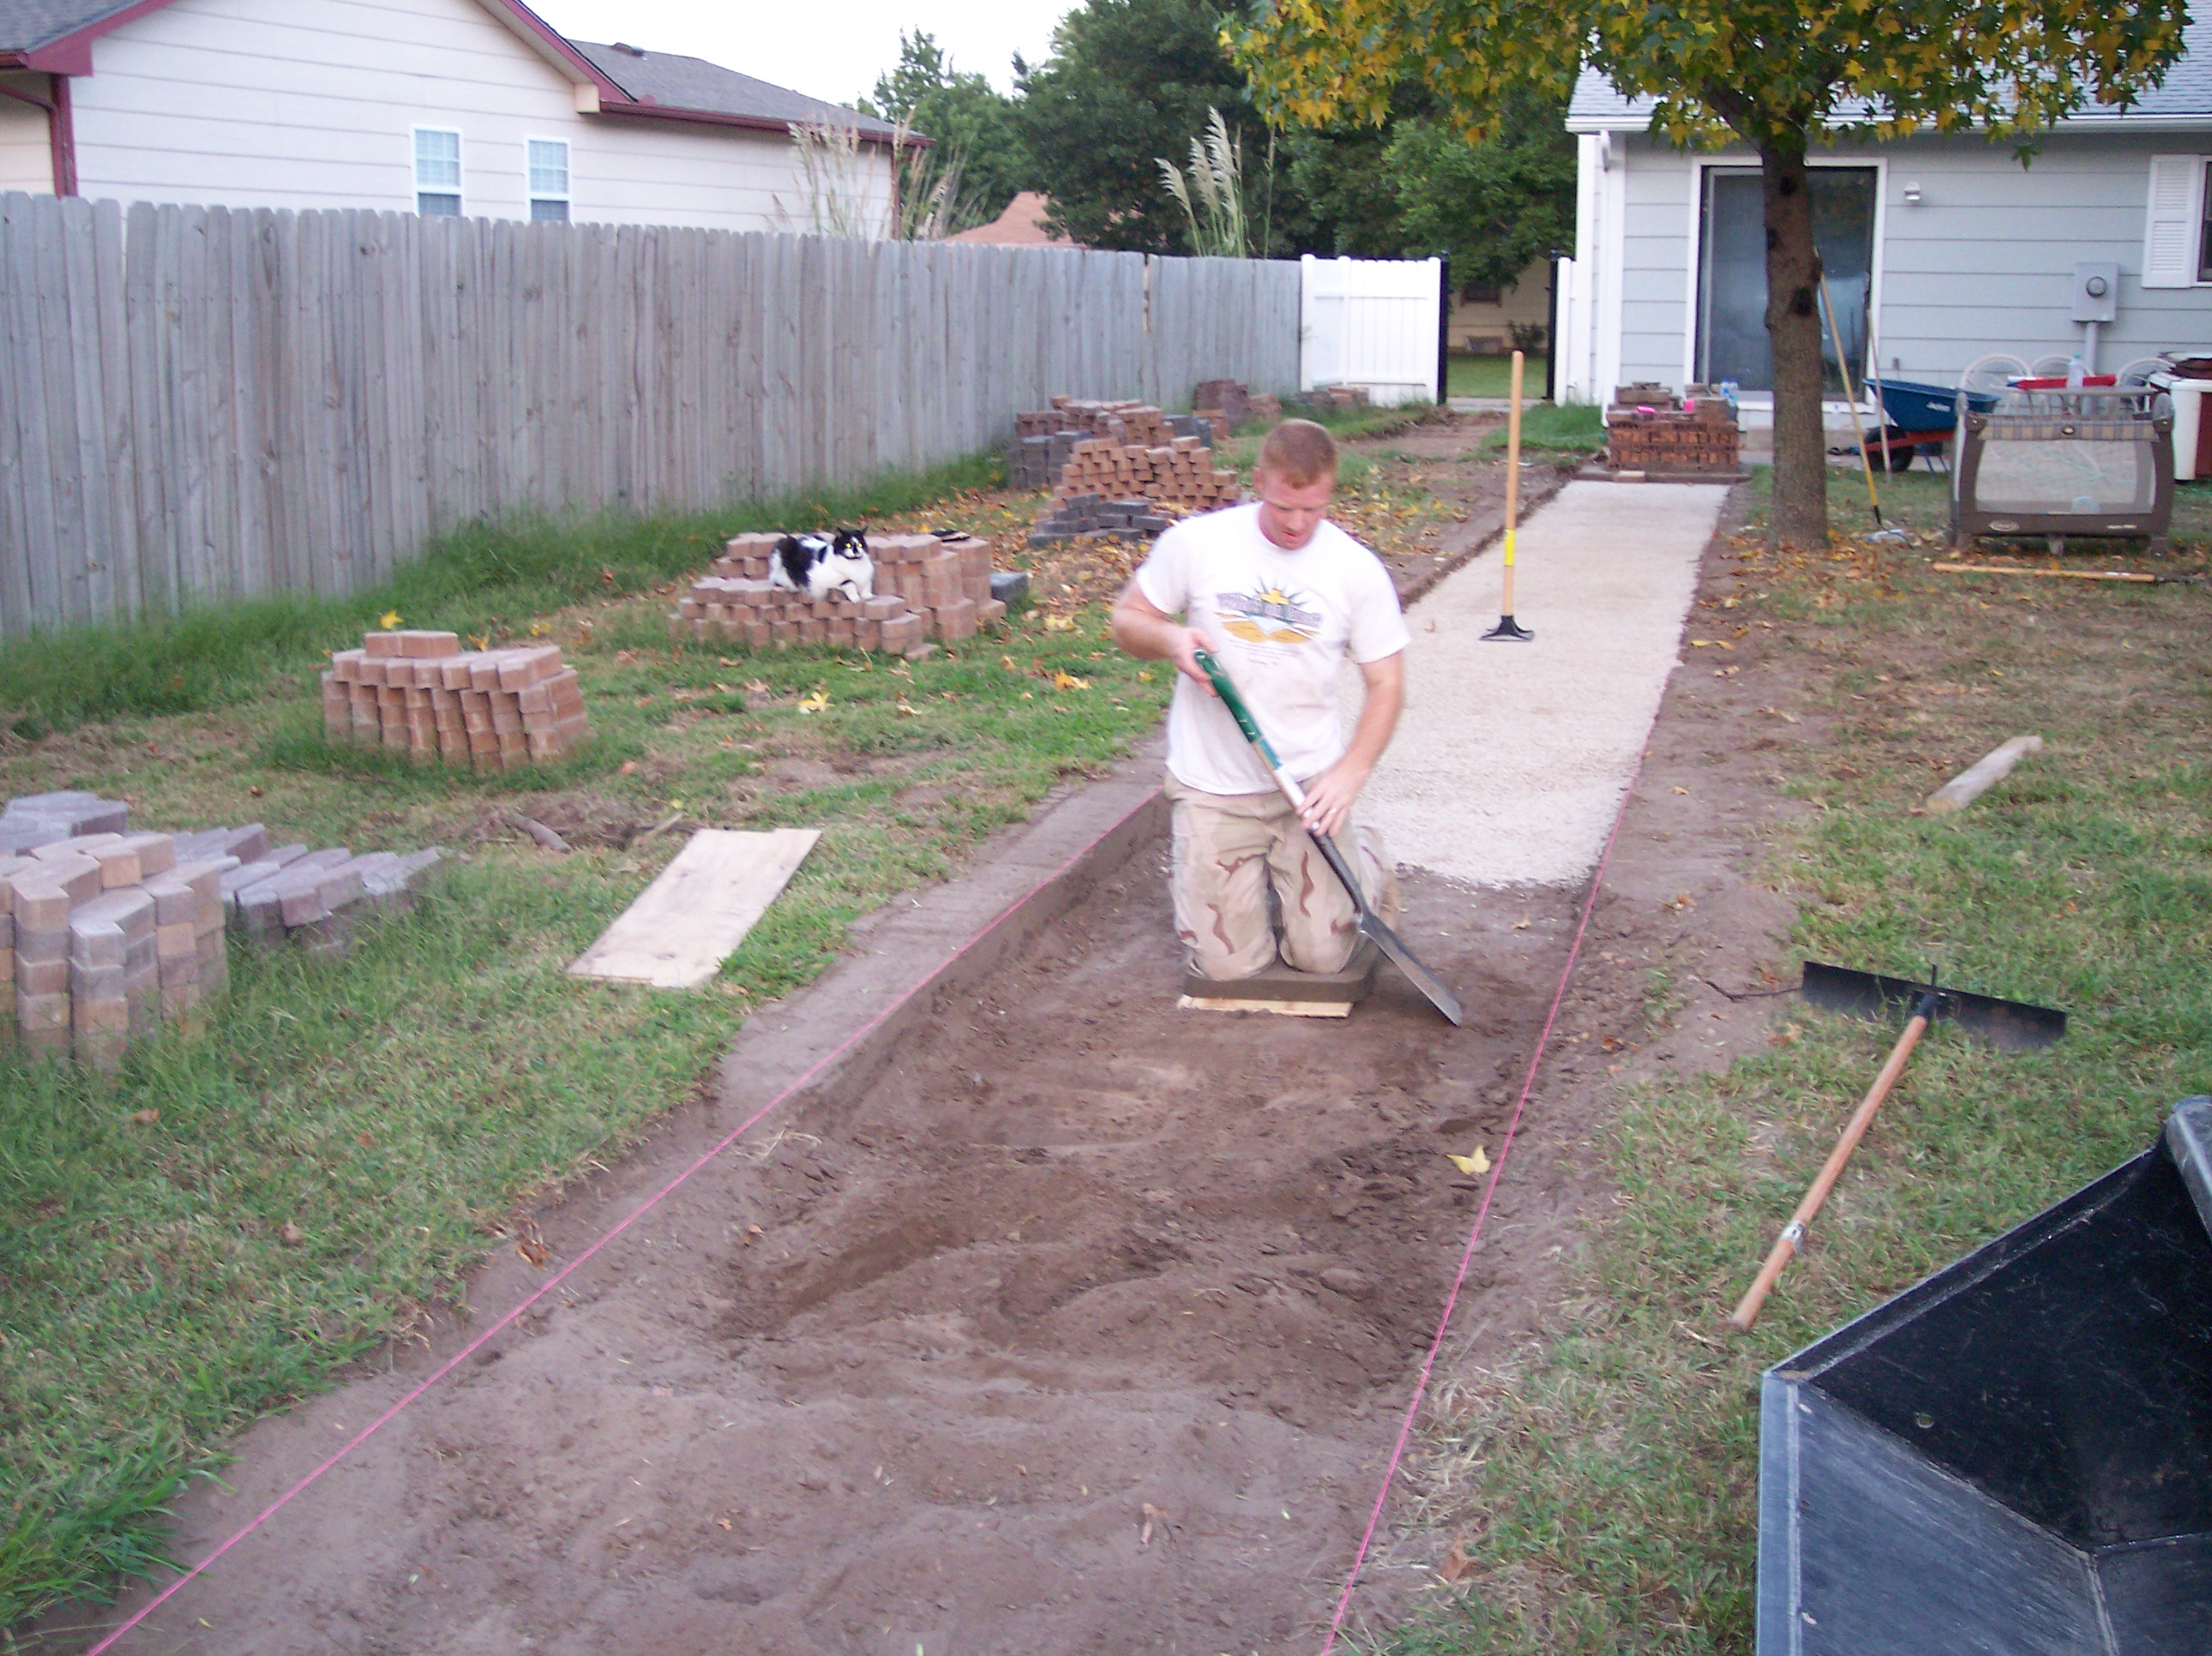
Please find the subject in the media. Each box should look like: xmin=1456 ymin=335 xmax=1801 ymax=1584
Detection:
xmin=1192 ymin=647 xmax=1463 ymax=1026
xmin=1727 ymin=961 xmax=2066 ymax=1331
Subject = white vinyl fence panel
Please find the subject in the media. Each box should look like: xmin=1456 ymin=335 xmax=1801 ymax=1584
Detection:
xmin=1300 ymin=255 xmax=1441 ymax=405
xmin=0 ymin=194 xmax=1301 ymax=637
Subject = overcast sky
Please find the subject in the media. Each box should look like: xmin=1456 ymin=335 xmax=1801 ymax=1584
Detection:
xmin=527 ymin=1 xmax=1071 ymax=105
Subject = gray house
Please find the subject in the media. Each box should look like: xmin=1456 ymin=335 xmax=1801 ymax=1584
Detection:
xmin=1554 ymin=25 xmax=2212 ymax=418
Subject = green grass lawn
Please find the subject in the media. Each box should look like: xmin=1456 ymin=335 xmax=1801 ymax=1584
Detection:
xmin=1449 ymin=354 xmax=1548 ymax=400
xmin=0 ymin=458 xmax=1199 ymax=1625
xmin=1385 ymin=474 xmax=2212 ymax=1653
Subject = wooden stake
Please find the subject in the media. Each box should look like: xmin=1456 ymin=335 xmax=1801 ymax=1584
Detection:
xmin=1932 ymin=561 xmax=2185 ymax=585
xmin=1924 ymin=735 xmax=2043 ymax=816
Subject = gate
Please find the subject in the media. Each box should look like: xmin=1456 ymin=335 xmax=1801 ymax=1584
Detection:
xmin=1299 ymin=255 xmax=1442 ymax=405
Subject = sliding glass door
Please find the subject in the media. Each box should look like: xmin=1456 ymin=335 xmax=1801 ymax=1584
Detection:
xmin=1697 ymin=167 xmax=1877 ymax=393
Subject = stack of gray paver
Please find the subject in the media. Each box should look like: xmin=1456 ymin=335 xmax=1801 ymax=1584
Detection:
xmin=1 ymin=793 xmax=442 ymax=1067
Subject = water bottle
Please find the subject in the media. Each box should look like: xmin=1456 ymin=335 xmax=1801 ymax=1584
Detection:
xmin=2066 ymin=355 xmax=2086 ymax=388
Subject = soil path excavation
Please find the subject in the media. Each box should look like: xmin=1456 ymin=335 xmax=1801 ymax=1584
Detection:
xmin=59 ymin=462 xmax=1758 ymax=1656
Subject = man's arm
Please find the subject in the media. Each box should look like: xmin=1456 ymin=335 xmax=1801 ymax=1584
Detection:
xmin=1109 ymin=579 xmax=1214 ymax=693
xmin=1297 ymin=649 xmax=1404 ymax=840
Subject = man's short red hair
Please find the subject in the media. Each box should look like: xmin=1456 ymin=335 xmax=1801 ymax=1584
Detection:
xmin=1256 ymin=419 xmax=1337 ymax=488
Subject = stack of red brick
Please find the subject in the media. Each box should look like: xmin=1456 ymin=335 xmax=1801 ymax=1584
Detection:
xmin=1604 ymin=383 xmax=1740 ymax=474
xmin=322 ymin=631 xmax=588 ymax=771
xmin=673 ymin=531 xmax=1007 ymax=650
xmin=1016 ymin=399 xmax=1175 ymax=447
xmin=3 ymin=830 xmax=227 ymax=1067
xmin=1052 ymin=435 xmax=1241 ymax=512
xmin=1192 ymin=380 xmax=1285 ymax=439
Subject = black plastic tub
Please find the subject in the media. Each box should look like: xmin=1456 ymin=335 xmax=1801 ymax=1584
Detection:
xmin=1758 ymin=1097 xmax=2212 ymax=1655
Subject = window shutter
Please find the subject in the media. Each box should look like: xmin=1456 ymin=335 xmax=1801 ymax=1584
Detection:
xmin=2142 ymin=154 xmax=2205 ymax=288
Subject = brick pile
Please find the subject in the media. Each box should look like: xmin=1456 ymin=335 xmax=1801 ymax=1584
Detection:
xmin=1026 ymin=435 xmax=1245 ymax=547
xmin=322 ymin=630 xmax=587 ymax=772
xmin=1 ymin=829 xmax=225 ymax=1066
xmin=1191 ymin=381 xmax=1287 ymax=441
xmin=673 ymin=531 xmax=1007 ymax=650
xmin=1605 ymin=383 xmax=1740 ymax=475
xmin=0 ymin=793 xmax=445 ymax=1065
xmin=1007 ymin=400 xmax=1216 ymax=491
xmin=219 ymin=837 xmax=443 ymax=959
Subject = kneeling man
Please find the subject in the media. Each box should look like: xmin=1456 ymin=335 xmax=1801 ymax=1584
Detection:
xmin=1111 ymin=419 xmax=1408 ymax=980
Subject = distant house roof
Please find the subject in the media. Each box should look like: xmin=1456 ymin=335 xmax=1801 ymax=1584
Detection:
xmin=0 ymin=0 xmax=914 ymax=147
xmin=571 ymin=39 xmax=905 ymax=145
xmin=948 ymin=192 xmax=1069 ymax=247
xmin=1567 ymin=21 xmax=2212 ymax=134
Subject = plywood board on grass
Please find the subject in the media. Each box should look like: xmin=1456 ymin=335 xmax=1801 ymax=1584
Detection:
xmin=569 ymin=828 xmax=818 ymax=989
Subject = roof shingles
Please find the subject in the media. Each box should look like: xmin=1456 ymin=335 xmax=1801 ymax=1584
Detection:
xmin=569 ymin=40 xmax=899 ymax=141
xmin=0 ymin=0 xmax=139 ymax=55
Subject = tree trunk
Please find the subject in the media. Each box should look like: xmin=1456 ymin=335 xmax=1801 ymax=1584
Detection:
xmin=1760 ymin=141 xmax=1829 ymax=549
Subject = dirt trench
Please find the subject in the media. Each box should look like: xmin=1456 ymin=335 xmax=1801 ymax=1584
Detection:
xmin=75 ymin=855 xmax=1592 ymax=1656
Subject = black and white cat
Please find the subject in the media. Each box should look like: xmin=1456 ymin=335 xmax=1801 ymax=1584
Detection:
xmin=768 ymin=528 xmax=874 ymax=603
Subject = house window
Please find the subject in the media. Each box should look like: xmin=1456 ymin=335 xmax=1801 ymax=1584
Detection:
xmin=528 ymin=139 xmax=570 ymax=223
xmin=1696 ymin=166 xmax=1877 ymax=393
xmin=414 ymin=128 xmax=461 ymax=217
xmin=2200 ymin=159 xmax=2212 ymax=283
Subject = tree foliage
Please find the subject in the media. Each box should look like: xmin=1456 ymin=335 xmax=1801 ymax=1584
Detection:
xmin=1232 ymin=0 xmax=2191 ymax=543
xmin=864 ymin=31 xmax=1031 ymax=224
xmin=1018 ymin=0 xmax=1265 ymax=253
xmin=1286 ymin=87 xmax=1573 ymax=291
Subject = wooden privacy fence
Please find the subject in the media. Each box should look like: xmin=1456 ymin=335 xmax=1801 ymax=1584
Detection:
xmin=0 ymin=193 xmax=1301 ymax=639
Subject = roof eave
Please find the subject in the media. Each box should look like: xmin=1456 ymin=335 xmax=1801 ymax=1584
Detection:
xmin=1566 ymin=108 xmax=2212 ymax=136
xmin=592 ymin=100 xmax=922 ymax=148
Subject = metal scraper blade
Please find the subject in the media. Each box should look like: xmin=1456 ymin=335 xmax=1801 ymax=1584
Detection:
xmin=1800 ymin=959 xmax=2067 ymax=1052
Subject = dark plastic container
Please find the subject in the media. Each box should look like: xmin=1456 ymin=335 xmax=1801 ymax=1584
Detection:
xmin=1759 ymin=1097 xmax=2212 ymax=1655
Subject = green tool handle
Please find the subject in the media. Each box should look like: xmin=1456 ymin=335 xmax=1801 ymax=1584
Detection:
xmin=1193 ymin=646 xmax=1304 ymax=806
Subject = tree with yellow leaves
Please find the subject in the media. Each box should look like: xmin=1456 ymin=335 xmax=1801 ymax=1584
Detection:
xmin=1229 ymin=0 xmax=2190 ymax=546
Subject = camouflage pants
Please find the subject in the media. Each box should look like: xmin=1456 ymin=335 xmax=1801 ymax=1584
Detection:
xmin=1165 ymin=772 xmax=1403 ymax=980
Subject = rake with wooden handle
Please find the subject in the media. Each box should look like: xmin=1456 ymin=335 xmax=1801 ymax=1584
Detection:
xmin=1728 ymin=961 xmax=2066 ymax=1331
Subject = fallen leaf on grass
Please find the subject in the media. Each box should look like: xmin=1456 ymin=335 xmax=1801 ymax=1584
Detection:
xmin=796 ymin=689 xmax=831 ymax=714
xmin=893 ymin=697 xmax=920 ymax=717
xmin=130 ymin=1107 xmax=160 ymax=1125
xmin=469 ymin=633 xmax=490 ymax=651
xmin=1051 ymin=671 xmax=1090 ymax=691
xmin=280 ymin=1221 xmax=304 ymax=1246
xmin=357 ymin=1131 xmax=373 ymax=1148
xmin=378 ymin=610 xmax=401 ymax=630
xmin=619 ymin=759 xmax=639 ymax=776
xmin=1043 ymin=614 xmax=1076 ymax=632
xmin=1438 ymin=1539 xmax=1473 ymax=1583
xmin=1446 ymin=1148 xmax=1491 ymax=1177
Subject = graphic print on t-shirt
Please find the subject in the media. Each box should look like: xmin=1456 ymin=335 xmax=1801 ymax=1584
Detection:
xmin=1215 ymin=583 xmax=1323 ymax=646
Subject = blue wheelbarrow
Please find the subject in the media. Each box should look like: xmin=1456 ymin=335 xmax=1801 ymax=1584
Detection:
xmin=1866 ymin=379 xmax=1999 ymax=471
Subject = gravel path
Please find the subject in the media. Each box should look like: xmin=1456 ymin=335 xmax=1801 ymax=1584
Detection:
xmin=1351 ymin=480 xmax=1733 ymax=888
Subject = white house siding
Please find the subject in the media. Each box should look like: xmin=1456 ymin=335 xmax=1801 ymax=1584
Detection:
xmin=1564 ymin=127 xmax=2212 ymax=401
xmin=61 ymin=0 xmax=890 ymax=231
xmin=0 ymin=72 xmax=51 ymax=195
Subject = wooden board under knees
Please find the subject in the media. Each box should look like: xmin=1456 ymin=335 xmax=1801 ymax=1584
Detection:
xmin=1178 ymin=944 xmax=1379 ymax=1018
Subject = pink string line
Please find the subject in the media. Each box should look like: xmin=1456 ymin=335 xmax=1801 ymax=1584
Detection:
xmin=84 ymin=788 xmax=1163 ymax=1656
xmin=1319 ymin=746 xmax=1650 ymax=1653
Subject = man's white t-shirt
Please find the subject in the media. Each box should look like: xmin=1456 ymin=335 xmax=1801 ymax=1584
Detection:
xmin=1134 ymin=502 xmax=1410 ymax=796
